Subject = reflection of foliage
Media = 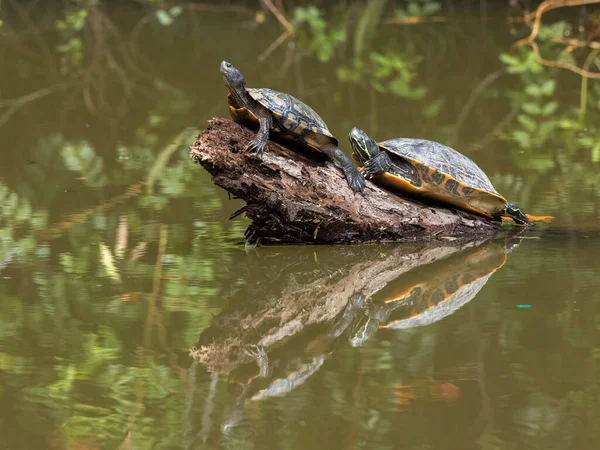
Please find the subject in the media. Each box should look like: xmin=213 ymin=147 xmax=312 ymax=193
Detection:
xmin=291 ymin=1 xmax=428 ymax=100
xmin=395 ymin=0 xmax=441 ymax=19
xmin=293 ymin=6 xmax=345 ymax=63
xmin=155 ymin=5 xmax=182 ymax=26
xmin=2 ymin=1 xmax=600 ymax=448
xmin=55 ymin=0 xmax=93 ymax=69
xmin=338 ymin=50 xmax=426 ymax=99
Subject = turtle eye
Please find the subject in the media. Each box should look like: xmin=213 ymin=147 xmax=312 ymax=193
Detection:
xmin=225 ymin=62 xmax=232 ymax=68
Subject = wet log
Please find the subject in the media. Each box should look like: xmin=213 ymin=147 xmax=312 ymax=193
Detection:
xmin=189 ymin=118 xmax=499 ymax=244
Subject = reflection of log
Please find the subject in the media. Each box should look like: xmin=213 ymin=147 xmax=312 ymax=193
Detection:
xmin=189 ymin=118 xmax=499 ymax=244
xmin=189 ymin=239 xmax=491 ymax=373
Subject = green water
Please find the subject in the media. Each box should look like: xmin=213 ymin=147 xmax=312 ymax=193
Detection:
xmin=1 ymin=2 xmax=600 ymax=449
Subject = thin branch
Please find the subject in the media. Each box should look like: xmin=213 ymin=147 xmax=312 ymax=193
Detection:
xmin=530 ymin=40 xmax=600 ymax=78
xmin=449 ymin=68 xmax=508 ymax=146
xmin=258 ymin=29 xmax=292 ymax=62
xmin=0 ymin=84 xmax=67 ymax=127
xmin=514 ymin=0 xmax=600 ymax=78
xmin=261 ymin=0 xmax=294 ymax=33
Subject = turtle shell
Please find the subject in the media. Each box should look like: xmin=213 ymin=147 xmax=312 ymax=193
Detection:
xmin=227 ymin=89 xmax=337 ymax=152
xmin=381 ymin=241 xmax=507 ymax=329
xmin=247 ymin=88 xmax=336 ymax=141
xmin=376 ymin=138 xmax=508 ymax=217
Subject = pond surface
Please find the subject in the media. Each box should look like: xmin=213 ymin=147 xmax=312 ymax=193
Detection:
xmin=1 ymin=2 xmax=600 ymax=449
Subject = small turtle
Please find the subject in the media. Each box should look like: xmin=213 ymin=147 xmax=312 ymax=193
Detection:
xmin=220 ymin=61 xmax=366 ymax=192
xmin=349 ymin=127 xmax=552 ymax=224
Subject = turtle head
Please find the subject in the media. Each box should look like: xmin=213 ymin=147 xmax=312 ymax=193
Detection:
xmin=505 ymin=203 xmax=529 ymax=225
xmin=349 ymin=127 xmax=380 ymax=165
xmin=220 ymin=61 xmax=246 ymax=91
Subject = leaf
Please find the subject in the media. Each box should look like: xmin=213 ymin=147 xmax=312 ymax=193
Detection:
xmin=525 ymin=84 xmax=542 ymax=97
xmin=99 ymin=243 xmax=120 ymax=282
xmin=422 ymin=98 xmax=444 ymax=118
xmin=517 ymin=114 xmax=536 ymax=132
xmin=512 ymin=130 xmax=532 ymax=149
xmin=540 ymin=79 xmax=556 ymax=96
xmin=522 ymin=102 xmax=541 ymax=115
xmin=422 ymin=2 xmax=441 ymax=15
xmin=499 ymin=53 xmax=520 ymax=67
xmin=156 ymin=9 xmax=173 ymax=26
xmin=541 ymin=101 xmax=558 ymax=116
xmin=169 ymin=6 xmax=182 ymax=17
xmin=115 ymin=216 xmax=128 ymax=259
xmin=592 ymin=143 xmax=600 ymax=163
xmin=407 ymin=2 xmax=422 ymax=16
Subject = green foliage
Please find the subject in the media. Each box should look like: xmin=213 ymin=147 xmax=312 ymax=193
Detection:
xmin=338 ymin=50 xmax=427 ymax=99
xmin=55 ymin=1 xmax=96 ymax=69
xmin=294 ymin=6 xmax=346 ymax=63
xmin=499 ymin=47 xmax=543 ymax=74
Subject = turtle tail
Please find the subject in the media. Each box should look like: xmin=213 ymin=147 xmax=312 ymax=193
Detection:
xmin=503 ymin=203 xmax=553 ymax=225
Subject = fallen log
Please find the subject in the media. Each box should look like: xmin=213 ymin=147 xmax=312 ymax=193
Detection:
xmin=189 ymin=118 xmax=499 ymax=244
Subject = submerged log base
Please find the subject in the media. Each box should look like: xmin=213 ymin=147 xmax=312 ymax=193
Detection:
xmin=190 ymin=118 xmax=499 ymax=244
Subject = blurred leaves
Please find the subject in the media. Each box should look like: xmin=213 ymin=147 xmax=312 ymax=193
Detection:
xmin=294 ymin=6 xmax=346 ymax=62
xmin=155 ymin=6 xmax=183 ymax=26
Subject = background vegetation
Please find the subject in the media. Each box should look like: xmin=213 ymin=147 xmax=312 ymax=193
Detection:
xmin=1 ymin=0 xmax=600 ymax=449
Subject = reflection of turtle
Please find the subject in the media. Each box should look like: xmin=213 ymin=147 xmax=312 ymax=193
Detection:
xmin=251 ymin=292 xmax=366 ymax=400
xmin=349 ymin=127 xmax=552 ymax=224
xmin=220 ymin=61 xmax=365 ymax=192
xmin=221 ymin=293 xmax=364 ymax=432
xmin=349 ymin=241 xmax=510 ymax=346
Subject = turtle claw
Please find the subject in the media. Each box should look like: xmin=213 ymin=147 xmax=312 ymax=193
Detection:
xmin=344 ymin=165 xmax=366 ymax=193
xmin=246 ymin=140 xmax=265 ymax=158
xmin=243 ymin=344 xmax=264 ymax=358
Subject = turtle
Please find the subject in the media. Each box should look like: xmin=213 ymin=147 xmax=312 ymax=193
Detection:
xmin=220 ymin=61 xmax=366 ymax=192
xmin=348 ymin=127 xmax=552 ymax=224
xmin=349 ymin=240 xmax=511 ymax=346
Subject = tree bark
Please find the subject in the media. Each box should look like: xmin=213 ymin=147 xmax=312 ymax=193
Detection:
xmin=189 ymin=118 xmax=499 ymax=244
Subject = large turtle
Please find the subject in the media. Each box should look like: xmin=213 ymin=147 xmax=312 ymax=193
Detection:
xmin=220 ymin=61 xmax=365 ymax=192
xmin=348 ymin=127 xmax=552 ymax=224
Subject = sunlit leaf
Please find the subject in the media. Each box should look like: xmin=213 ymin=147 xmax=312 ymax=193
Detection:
xmin=541 ymin=101 xmax=558 ymax=116
xmin=156 ymin=9 xmax=173 ymax=26
xmin=525 ymin=84 xmax=542 ymax=97
xmin=169 ymin=6 xmax=182 ymax=17
xmin=517 ymin=114 xmax=537 ymax=132
xmin=99 ymin=243 xmax=120 ymax=282
xmin=522 ymin=102 xmax=541 ymax=115
xmin=592 ymin=144 xmax=600 ymax=163
xmin=540 ymin=80 xmax=556 ymax=96
xmin=115 ymin=216 xmax=128 ymax=259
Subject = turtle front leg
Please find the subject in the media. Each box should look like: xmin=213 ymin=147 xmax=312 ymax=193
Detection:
xmin=364 ymin=152 xmax=393 ymax=177
xmin=246 ymin=111 xmax=272 ymax=158
xmin=319 ymin=142 xmax=366 ymax=193
xmin=244 ymin=345 xmax=270 ymax=378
